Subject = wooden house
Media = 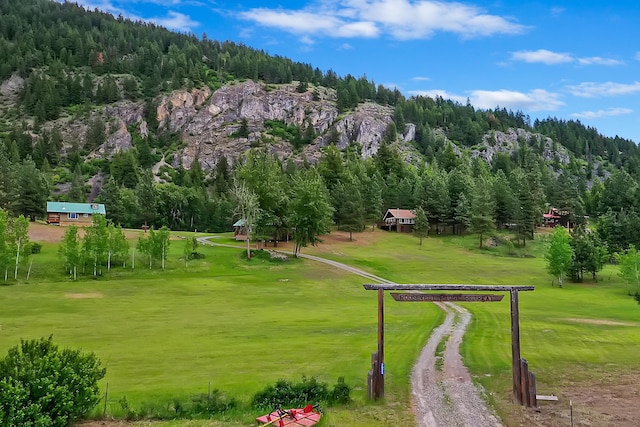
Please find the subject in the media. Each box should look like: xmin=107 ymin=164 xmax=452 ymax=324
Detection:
xmin=381 ymin=208 xmax=416 ymax=232
xmin=46 ymin=202 xmax=106 ymax=226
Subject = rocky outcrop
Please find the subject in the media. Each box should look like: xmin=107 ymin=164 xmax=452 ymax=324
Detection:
xmin=21 ymin=78 xmax=573 ymax=173
xmin=155 ymin=81 xmax=398 ymax=170
xmin=0 ymin=74 xmax=25 ymax=98
xmin=472 ymin=128 xmax=570 ymax=165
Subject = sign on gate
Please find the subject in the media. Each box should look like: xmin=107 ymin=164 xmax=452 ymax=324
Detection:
xmin=390 ymin=293 xmax=503 ymax=302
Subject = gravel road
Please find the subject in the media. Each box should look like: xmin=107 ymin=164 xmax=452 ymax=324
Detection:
xmin=199 ymin=238 xmax=503 ymax=427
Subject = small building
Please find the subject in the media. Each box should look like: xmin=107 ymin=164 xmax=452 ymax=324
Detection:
xmin=46 ymin=202 xmax=106 ymax=226
xmin=233 ymin=219 xmax=248 ymax=241
xmin=381 ymin=208 xmax=416 ymax=232
xmin=542 ymin=209 xmax=561 ymax=227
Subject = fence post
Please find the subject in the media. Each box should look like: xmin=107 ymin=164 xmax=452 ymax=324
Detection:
xmin=519 ymin=358 xmax=529 ymax=406
xmin=103 ymin=382 xmax=109 ymax=417
xmin=528 ymin=371 xmax=537 ymax=408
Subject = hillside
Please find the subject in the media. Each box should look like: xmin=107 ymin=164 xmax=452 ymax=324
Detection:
xmin=1 ymin=0 xmax=640 ymax=255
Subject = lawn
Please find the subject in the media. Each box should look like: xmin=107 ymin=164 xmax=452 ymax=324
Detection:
xmin=3 ymin=226 xmax=640 ymax=426
xmin=0 ymin=233 xmax=442 ymax=426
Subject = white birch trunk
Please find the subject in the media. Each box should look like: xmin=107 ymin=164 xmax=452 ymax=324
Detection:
xmin=14 ymin=238 xmax=20 ymax=279
xmin=162 ymin=243 xmax=165 ymax=271
xmin=108 ymin=251 xmax=112 ymax=272
xmin=26 ymin=259 xmax=33 ymax=280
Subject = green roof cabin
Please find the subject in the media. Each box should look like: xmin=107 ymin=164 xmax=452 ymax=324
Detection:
xmin=46 ymin=202 xmax=106 ymax=226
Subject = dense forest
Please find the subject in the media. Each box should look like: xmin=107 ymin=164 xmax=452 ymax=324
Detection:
xmin=1 ymin=0 xmax=640 ymax=277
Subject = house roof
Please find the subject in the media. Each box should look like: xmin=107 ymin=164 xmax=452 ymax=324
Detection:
xmin=383 ymin=208 xmax=416 ymax=220
xmin=47 ymin=202 xmax=106 ymax=215
xmin=233 ymin=219 xmax=245 ymax=227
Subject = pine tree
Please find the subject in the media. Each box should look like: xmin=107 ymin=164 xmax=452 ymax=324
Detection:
xmin=413 ymin=206 xmax=429 ymax=246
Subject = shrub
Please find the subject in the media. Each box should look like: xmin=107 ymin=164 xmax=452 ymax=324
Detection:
xmin=329 ymin=377 xmax=351 ymax=404
xmin=252 ymin=376 xmax=351 ymax=409
xmin=252 ymin=377 xmax=329 ymax=410
xmin=0 ymin=336 xmax=106 ymax=426
xmin=190 ymin=390 xmax=238 ymax=416
xmin=30 ymin=242 xmax=42 ymax=254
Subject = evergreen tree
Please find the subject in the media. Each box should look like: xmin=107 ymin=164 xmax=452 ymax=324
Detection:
xmin=469 ymin=177 xmax=496 ymax=249
xmin=68 ymin=164 xmax=86 ymax=202
xmin=332 ymin=178 xmax=365 ymax=241
xmin=12 ymin=157 xmax=49 ymax=220
xmin=413 ymin=206 xmax=429 ymax=246
xmin=84 ymin=117 xmax=106 ymax=151
xmin=98 ymin=177 xmax=125 ymax=225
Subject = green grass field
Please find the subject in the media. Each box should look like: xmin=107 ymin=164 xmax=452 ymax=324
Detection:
xmin=2 ymin=228 xmax=639 ymax=426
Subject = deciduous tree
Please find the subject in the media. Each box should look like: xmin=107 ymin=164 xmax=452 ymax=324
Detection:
xmin=288 ymin=169 xmax=334 ymax=257
xmin=545 ymin=226 xmax=572 ymax=287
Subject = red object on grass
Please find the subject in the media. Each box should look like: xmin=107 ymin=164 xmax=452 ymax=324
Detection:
xmin=256 ymin=407 xmax=322 ymax=426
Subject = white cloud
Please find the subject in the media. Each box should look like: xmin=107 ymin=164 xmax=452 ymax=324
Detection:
xmin=511 ymin=49 xmax=573 ymax=65
xmin=240 ymin=1 xmax=525 ymax=41
xmin=572 ymin=108 xmax=633 ymax=120
xmin=550 ymin=7 xmax=565 ymax=17
xmin=469 ymin=89 xmax=564 ymax=111
xmin=577 ymin=56 xmax=624 ymax=66
xmin=300 ymin=36 xmax=316 ymax=45
xmin=566 ymin=81 xmax=640 ymax=98
xmin=338 ymin=43 xmax=354 ymax=50
xmin=57 ymin=0 xmax=199 ymax=32
xmin=511 ymin=49 xmax=622 ymax=67
xmin=408 ymin=89 xmax=467 ymax=104
xmin=412 ymin=76 xmax=431 ymax=81
xmin=149 ymin=11 xmax=199 ymax=32
xmin=635 ymin=51 xmax=640 ymax=61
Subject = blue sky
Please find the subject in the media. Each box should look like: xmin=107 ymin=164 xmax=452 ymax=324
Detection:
xmin=63 ymin=0 xmax=640 ymax=143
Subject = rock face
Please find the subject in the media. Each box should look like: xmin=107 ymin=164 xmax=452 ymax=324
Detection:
xmin=0 ymin=74 xmax=25 ymax=98
xmin=8 ymin=77 xmax=573 ymax=173
xmin=152 ymin=80 xmax=398 ymax=170
xmin=472 ymin=128 xmax=571 ymax=166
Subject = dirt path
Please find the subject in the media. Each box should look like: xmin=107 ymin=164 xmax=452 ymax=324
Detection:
xmin=199 ymin=237 xmax=502 ymax=427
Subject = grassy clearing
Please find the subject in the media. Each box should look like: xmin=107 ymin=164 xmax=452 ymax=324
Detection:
xmin=304 ymin=229 xmax=640 ymax=424
xmin=0 ymin=234 xmax=442 ymax=425
xmin=4 ymin=226 xmax=640 ymax=425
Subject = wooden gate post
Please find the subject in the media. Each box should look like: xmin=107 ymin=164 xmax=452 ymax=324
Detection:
xmin=510 ymin=288 xmax=522 ymax=404
xmin=376 ymin=288 xmax=385 ymax=399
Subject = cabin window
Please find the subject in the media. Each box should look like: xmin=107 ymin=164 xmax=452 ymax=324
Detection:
xmin=68 ymin=213 xmax=78 ymax=220
xmin=83 ymin=213 xmax=88 ymax=217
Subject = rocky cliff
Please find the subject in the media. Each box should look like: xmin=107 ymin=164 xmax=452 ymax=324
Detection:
xmin=21 ymin=78 xmax=569 ymax=172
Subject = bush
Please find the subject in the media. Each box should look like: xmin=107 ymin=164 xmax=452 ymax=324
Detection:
xmin=30 ymin=242 xmax=42 ymax=254
xmin=329 ymin=377 xmax=351 ymax=404
xmin=0 ymin=336 xmax=106 ymax=426
xmin=252 ymin=376 xmax=351 ymax=409
xmin=117 ymin=391 xmax=237 ymax=420
xmin=252 ymin=377 xmax=328 ymax=410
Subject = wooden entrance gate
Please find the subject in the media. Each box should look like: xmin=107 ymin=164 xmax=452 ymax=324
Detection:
xmin=363 ymin=284 xmax=536 ymax=407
